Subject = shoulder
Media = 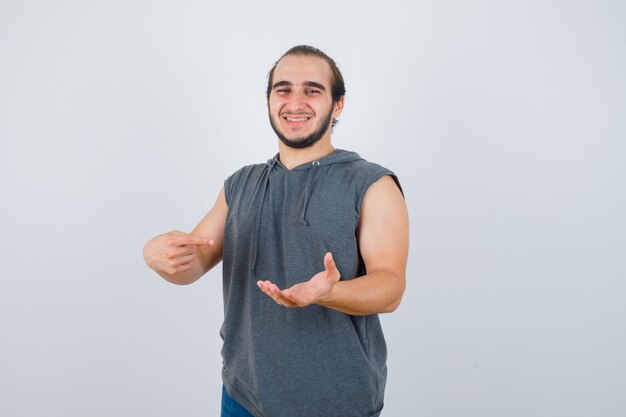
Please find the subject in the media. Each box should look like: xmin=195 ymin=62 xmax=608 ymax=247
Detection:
xmin=223 ymin=162 xmax=268 ymax=205
xmin=226 ymin=162 xmax=267 ymax=182
xmin=341 ymin=152 xmax=400 ymax=184
xmin=334 ymin=153 xmax=403 ymax=206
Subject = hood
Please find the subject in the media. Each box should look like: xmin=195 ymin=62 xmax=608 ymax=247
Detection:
xmin=250 ymin=149 xmax=362 ymax=277
xmin=266 ymin=148 xmax=363 ymax=171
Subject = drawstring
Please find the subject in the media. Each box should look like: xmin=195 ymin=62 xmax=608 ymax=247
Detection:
xmin=300 ymin=160 xmax=320 ymax=226
xmin=251 ymin=158 xmax=277 ymax=277
xmin=250 ymin=158 xmax=320 ymax=276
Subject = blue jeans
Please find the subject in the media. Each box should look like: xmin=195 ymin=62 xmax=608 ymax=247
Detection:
xmin=221 ymin=386 xmax=255 ymax=417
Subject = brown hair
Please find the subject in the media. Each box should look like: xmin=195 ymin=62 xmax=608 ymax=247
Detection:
xmin=266 ymin=45 xmax=346 ymax=104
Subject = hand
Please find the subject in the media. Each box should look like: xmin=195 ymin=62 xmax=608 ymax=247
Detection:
xmin=257 ymin=252 xmax=341 ymax=308
xmin=143 ymin=230 xmax=213 ymax=275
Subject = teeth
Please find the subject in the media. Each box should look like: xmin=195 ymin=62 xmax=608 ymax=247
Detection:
xmin=286 ymin=117 xmax=308 ymax=122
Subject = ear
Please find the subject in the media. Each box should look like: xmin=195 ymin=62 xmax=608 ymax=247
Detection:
xmin=333 ymin=96 xmax=345 ymax=119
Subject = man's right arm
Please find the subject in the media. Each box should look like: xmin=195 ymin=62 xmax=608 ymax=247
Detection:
xmin=143 ymin=186 xmax=228 ymax=285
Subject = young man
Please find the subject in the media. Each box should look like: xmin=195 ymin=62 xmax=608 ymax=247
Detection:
xmin=143 ymin=45 xmax=409 ymax=417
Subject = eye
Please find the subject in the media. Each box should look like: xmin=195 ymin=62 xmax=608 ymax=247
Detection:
xmin=276 ymin=88 xmax=290 ymax=94
xmin=306 ymin=89 xmax=320 ymax=95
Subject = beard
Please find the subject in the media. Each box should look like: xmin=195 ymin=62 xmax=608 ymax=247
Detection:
xmin=269 ymin=105 xmax=334 ymax=149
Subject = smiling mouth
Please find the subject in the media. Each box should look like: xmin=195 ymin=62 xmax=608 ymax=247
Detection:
xmin=283 ymin=116 xmax=311 ymax=122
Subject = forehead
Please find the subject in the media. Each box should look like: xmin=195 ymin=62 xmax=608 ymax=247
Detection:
xmin=273 ymin=54 xmax=333 ymax=87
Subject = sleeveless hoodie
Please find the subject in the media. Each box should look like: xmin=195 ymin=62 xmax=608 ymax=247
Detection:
xmin=221 ymin=149 xmax=401 ymax=417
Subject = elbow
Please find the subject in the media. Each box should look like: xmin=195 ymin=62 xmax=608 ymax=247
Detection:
xmin=383 ymin=279 xmax=405 ymax=313
xmin=157 ymin=269 xmax=201 ymax=286
xmin=382 ymin=293 xmax=404 ymax=313
xmin=384 ymin=275 xmax=405 ymax=313
xmin=385 ymin=299 xmax=401 ymax=313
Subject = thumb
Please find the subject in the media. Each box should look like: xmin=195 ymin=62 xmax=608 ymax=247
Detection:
xmin=324 ymin=252 xmax=340 ymax=278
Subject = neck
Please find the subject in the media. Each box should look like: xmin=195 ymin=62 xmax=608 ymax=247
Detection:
xmin=277 ymin=137 xmax=335 ymax=170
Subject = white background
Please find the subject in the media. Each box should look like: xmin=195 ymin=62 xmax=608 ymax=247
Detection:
xmin=1 ymin=1 xmax=625 ymax=416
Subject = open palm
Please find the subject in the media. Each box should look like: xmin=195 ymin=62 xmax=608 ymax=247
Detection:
xmin=257 ymin=252 xmax=341 ymax=308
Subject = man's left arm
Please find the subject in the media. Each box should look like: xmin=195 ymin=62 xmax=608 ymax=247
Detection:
xmin=257 ymin=175 xmax=409 ymax=315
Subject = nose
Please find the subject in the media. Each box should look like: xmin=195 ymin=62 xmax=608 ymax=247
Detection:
xmin=283 ymin=91 xmax=308 ymax=113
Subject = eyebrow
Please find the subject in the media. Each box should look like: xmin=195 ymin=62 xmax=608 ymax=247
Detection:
xmin=272 ymin=80 xmax=327 ymax=91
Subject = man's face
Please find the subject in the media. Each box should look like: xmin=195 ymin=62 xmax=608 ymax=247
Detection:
xmin=268 ymin=55 xmax=342 ymax=149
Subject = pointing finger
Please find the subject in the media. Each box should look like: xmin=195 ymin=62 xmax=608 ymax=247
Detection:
xmin=188 ymin=235 xmax=211 ymax=245
xmin=169 ymin=235 xmax=210 ymax=247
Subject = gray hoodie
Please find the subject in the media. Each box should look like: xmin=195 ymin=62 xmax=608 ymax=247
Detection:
xmin=221 ymin=149 xmax=401 ymax=417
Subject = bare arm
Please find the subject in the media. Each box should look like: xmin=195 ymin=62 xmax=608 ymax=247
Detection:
xmin=258 ymin=175 xmax=409 ymax=315
xmin=143 ymin=186 xmax=228 ymax=285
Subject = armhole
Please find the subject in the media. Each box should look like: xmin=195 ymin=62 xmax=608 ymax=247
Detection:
xmin=224 ymin=172 xmax=237 ymax=207
xmin=224 ymin=178 xmax=231 ymax=207
xmin=356 ymin=171 xmax=403 ymax=216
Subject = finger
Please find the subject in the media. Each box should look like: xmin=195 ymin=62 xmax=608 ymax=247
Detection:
xmin=324 ymin=252 xmax=339 ymax=277
xmin=271 ymin=285 xmax=299 ymax=307
xmin=257 ymin=281 xmax=275 ymax=298
xmin=168 ymin=253 xmax=197 ymax=268
xmin=164 ymin=246 xmax=196 ymax=260
xmin=192 ymin=238 xmax=215 ymax=247
xmin=261 ymin=284 xmax=283 ymax=304
xmin=167 ymin=264 xmax=190 ymax=275
xmin=167 ymin=234 xmax=210 ymax=247
xmin=184 ymin=235 xmax=211 ymax=246
xmin=257 ymin=281 xmax=295 ymax=307
xmin=268 ymin=283 xmax=282 ymax=299
xmin=281 ymin=289 xmax=299 ymax=304
xmin=174 ymin=263 xmax=193 ymax=273
xmin=273 ymin=291 xmax=296 ymax=307
xmin=256 ymin=281 xmax=270 ymax=294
